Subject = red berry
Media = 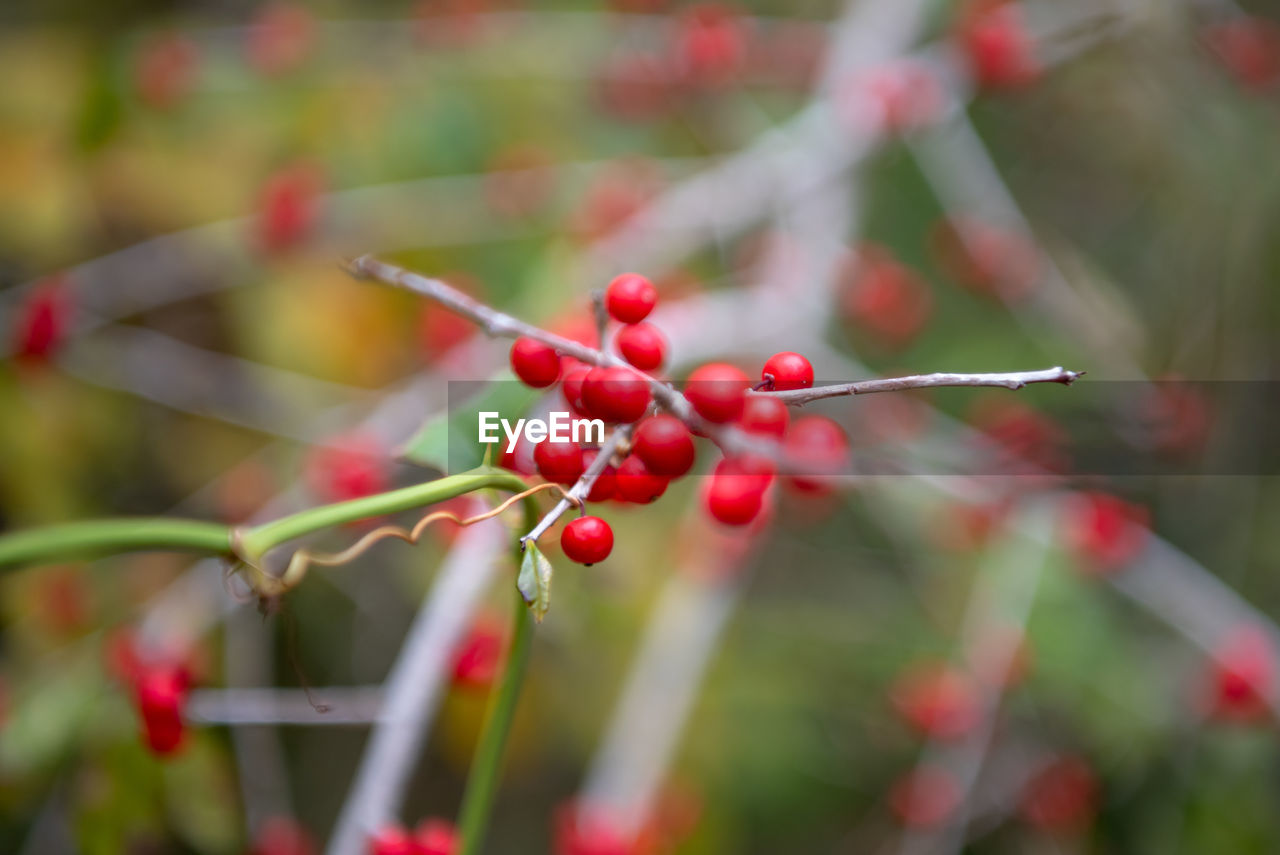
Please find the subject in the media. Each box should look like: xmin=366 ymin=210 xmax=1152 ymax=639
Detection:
xmin=135 ymin=33 xmax=200 ymax=111
xmin=783 ymin=416 xmax=850 ymax=494
xmin=554 ymin=803 xmax=633 ymax=855
xmin=738 ymin=395 xmax=790 ymax=438
xmin=582 ymin=366 xmax=652 ymax=423
xmin=615 ymin=455 xmax=669 ymax=504
xmin=246 ymin=2 xmax=316 ymax=77
xmin=306 ymin=434 xmax=388 ymax=502
xmin=889 ymin=663 xmax=980 ymax=740
xmin=1204 ymin=18 xmax=1280 ymax=91
xmin=562 ymin=516 xmax=614 ymax=565
xmin=561 ymin=363 xmax=593 ymax=415
xmin=499 ymin=434 xmax=535 ymax=476
xmin=675 ymin=3 xmax=747 ymax=89
xmin=367 ymin=826 xmax=416 ymax=855
xmin=615 ymin=322 xmax=667 ymax=371
xmin=1019 ymin=756 xmax=1099 ymax=833
xmin=414 ymin=819 xmax=459 ymax=855
xmin=957 ymin=1 xmax=1041 ymax=91
xmin=1061 ymin=491 xmax=1149 ymax=573
xmin=13 ymin=277 xmax=71 ymax=360
xmin=604 ymin=273 xmax=657 ymax=323
xmin=632 ymin=415 xmax=696 ymax=477
xmin=684 ymin=363 xmax=749 ymax=423
xmin=134 ymin=666 xmax=189 ymax=756
xmin=931 ymin=217 xmax=1039 ymax=300
xmin=249 ymin=816 xmax=316 ymax=855
xmin=704 ymin=458 xmax=769 ymax=526
xmin=258 ymin=163 xmax=324 ymax=253
xmin=510 ymin=337 xmax=562 ymax=388
xmin=581 ymin=450 xmax=618 ymax=502
xmin=535 ymin=439 xmax=586 ymax=486
xmin=890 ymin=767 xmax=960 ymax=828
xmin=761 ymin=351 xmax=813 ymax=391
xmin=841 ymin=245 xmax=934 ymax=349
xmin=451 ymin=616 xmax=505 ymax=690
xmin=1209 ymin=626 xmax=1274 ymax=722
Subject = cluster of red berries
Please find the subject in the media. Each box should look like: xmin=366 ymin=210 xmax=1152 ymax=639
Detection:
xmin=507 ymin=272 xmax=849 ymax=564
xmin=367 ymin=819 xmax=457 ymax=855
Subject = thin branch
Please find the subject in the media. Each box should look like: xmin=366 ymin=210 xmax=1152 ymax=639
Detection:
xmin=188 ymin=686 xmax=384 ymax=725
xmin=521 ymin=427 xmax=629 ymax=546
xmin=760 ymin=367 xmax=1083 ymax=406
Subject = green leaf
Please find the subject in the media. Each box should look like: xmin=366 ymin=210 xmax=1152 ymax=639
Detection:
xmin=399 ymin=370 xmax=538 ymax=472
xmin=517 ymin=542 xmax=554 ymax=623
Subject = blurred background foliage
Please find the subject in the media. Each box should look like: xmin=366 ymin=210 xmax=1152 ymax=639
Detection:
xmin=3 ymin=0 xmax=1280 ymax=854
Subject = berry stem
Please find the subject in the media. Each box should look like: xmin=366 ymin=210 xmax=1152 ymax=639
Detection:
xmin=521 ymin=426 xmax=630 ymax=547
xmin=456 ymin=518 xmax=539 ymax=855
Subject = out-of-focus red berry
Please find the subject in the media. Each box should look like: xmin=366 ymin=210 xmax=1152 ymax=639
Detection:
xmin=1203 ymin=17 xmax=1280 ymax=91
xmin=890 ymin=663 xmax=981 ymax=740
xmin=135 ymin=33 xmax=200 ymax=111
xmin=684 ymin=363 xmax=750 ymax=423
xmin=246 ymin=3 xmax=316 ymax=77
xmin=674 ymin=4 xmax=748 ymax=89
xmin=968 ymin=395 xmax=1066 ymax=475
xmin=1134 ymin=376 xmax=1211 ymax=457
xmin=596 ymin=49 xmax=674 ymax=122
xmin=562 ymin=516 xmax=614 ymax=565
xmin=414 ymin=818 xmax=459 ymax=855
xmin=615 ymin=455 xmax=668 ymax=504
xmin=1208 ymin=625 xmax=1275 ymax=722
xmin=931 ymin=216 xmax=1039 ymax=300
xmin=510 ymin=337 xmax=562 ymax=388
xmin=761 ymin=351 xmax=813 ymax=391
xmin=452 ymin=615 xmax=506 ymax=690
xmin=248 ymin=816 xmax=317 ymax=855
xmin=703 ymin=457 xmax=771 ymax=526
xmin=305 ymin=434 xmax=389 ymax=503
xmin=1061 ymin=491 xmax=1150 ymax=573
xmin=783 ymin=416 xmax=850 ymax=494
xmin=554 ymin=803 xmax=634 ymax=855
xmin=738 ymin=394 xmax=789 ymax=438
xmin=33 ymin=566 xmax=90 ymax=637
xmin=257 ymin=163 xmax=324 ymax=254
xmin=890 ymin=767 xmax=960 ymax=828
xmin=840 ymin=245 xmax=934 ymax=350
xmin=570 ymin=159 xmax=664 ymax=243
xmin=932 ymin=499 xmax=1010 ymax=553
xmin=604 ymin=274 xmax=657 ymax=324
xmin=367 ymin=826 xmax=416 ymax=855
xmin=1020 ymin=756 xmax=1099 ymax=833
xmin=134 ymin=665 xmax=189 ymax=756
xmin=615 ymin=322 xmax=667 ymax=371
xmin=582 ymin=366 xmax=652 ymax=423
xmin=420 ymin=273 xmax=483 ymax=360
xmin=956 ymin=0 xmax=1041 ymax=91
xmin=839 ymin=62 xmax=943 ymax=135
xmin=500 ymin=434 xmax=536 ymax=476
xmin=12 ymin=277 xmax=71 ymax=361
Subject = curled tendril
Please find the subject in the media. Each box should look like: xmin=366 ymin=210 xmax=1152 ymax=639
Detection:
xmin=229 ymin=482 xmax=575 ymax=600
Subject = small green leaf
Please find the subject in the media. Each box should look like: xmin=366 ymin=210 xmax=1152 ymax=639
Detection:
xmin=517 ymin=542 xmax=555 ymax=623
xmin=399 ymin=371 xmax=538 ymax=472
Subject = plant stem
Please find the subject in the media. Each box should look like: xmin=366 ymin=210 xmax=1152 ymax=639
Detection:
xmin=455 ymin=533 xmax=537 ymax=854
xmin=0 ymin=467 xmax=532 ymax=572
xmin=237 ymin=468 xmax=529 ymax=561
xmin=0 ymin=518 xmax=232 ymax=568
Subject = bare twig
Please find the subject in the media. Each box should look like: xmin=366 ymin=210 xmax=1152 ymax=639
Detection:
xmin=760 ymin=367 xmax=1082 ymax=406
xmin=521 ymin=427 xmax=629 ymax=546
